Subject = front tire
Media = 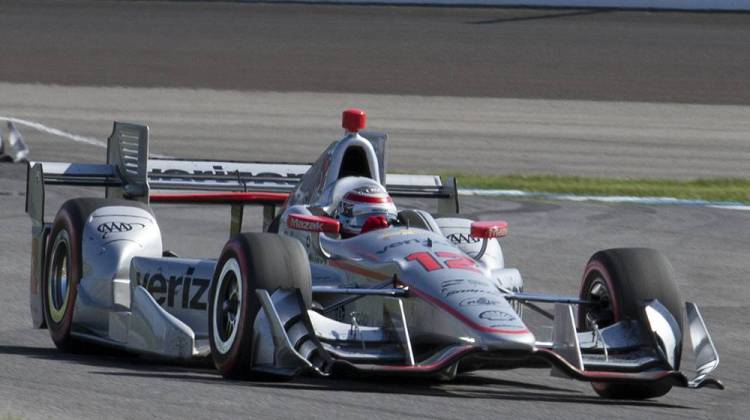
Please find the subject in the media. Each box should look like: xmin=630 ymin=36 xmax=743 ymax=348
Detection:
xmin=209 ymin=233 xmax=312 ymax=379
xmin=578 ymin=248 xmax=684 ymax=399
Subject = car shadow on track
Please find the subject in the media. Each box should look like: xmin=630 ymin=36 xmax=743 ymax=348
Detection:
xmin=245 ymin=376 xmax=694 ymax=409
xmin=90 ymin=370 xmax=693 ymax=409
xmin=0 ymin=344 xmax=693 ymax=410
xmin=0 ymin=344 xmax=214 ymax=372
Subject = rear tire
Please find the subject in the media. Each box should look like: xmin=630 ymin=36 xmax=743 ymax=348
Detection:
xmin=209 ymin=233 xmax=312 ymax=379
xmin=43 ymin=198 xmax=153 ymax=352
xmin=578 ymin=248 xmax=684 ymax=399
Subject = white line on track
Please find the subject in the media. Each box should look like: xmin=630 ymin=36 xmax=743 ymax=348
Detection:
xmin=707 ymin=205 xmax=750 ymax=212
xmin=0 ymin=115 xmax=107 ymax=148
xmin=0 ymin=116 xmax=172 ymax=158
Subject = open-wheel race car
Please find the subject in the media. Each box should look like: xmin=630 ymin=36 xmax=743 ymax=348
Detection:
xmin=25 ymin=109 xmax=722 ymax=399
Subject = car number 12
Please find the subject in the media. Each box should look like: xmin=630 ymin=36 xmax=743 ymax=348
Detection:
xmin=405 ymin=251 xmax=480 ymax=273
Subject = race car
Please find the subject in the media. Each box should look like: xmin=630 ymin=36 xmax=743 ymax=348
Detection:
xmin=24 ymin=109 xmax=722 ymax=399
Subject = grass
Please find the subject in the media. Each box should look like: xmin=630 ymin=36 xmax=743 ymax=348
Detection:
xmin=442 ymin=174 xmax=750 ymax=204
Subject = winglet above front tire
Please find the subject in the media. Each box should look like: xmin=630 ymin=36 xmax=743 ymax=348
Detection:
xmin=685 ymin=302 xmax=722 ymax=389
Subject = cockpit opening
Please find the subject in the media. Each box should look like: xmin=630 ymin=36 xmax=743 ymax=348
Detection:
xmin=338 ymin=146 xmax=372 ymax=179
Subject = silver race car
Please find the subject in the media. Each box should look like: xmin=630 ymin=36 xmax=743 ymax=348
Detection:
xmin=24 ymin=109 xmax=722 ymax=399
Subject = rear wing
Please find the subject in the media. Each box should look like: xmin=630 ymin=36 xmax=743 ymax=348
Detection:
xmin=27 ymin=121 xmax=459 ymax=232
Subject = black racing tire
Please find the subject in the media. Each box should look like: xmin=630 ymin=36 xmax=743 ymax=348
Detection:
xmin=209 ymin=233 xmax=312 ymax=379
xmin=578 ymin=248 xmax=684 ymax=400
xmin=43 ymin=197 xmax=153 ymax=352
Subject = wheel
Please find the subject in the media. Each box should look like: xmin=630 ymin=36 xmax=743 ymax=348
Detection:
xmin=43 ymin=198 xmax=153 ymax=352
xmin=578 ymin=248 xmax=684 ymax=399
xmin=209 ymin=233 xmax=312 ymax=379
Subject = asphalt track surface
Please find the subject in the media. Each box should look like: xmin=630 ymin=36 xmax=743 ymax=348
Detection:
xmin=0 ymin=1 xmax=749 ymax=419
xmin=2 ymin=0 xmax=750 ymax=104
xmin=3 ymin=83 xmax=750 ymax=179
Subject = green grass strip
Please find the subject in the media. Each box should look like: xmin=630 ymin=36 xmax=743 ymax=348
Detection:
xmin=442 ymin=174 xmax=750 ymax=204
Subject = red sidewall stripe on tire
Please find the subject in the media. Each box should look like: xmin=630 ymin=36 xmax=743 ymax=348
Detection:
xmin=579 ymin=260 xmax=621 ymax=326
xmin=579 ymin=259 xmax=622 ymax=393
xmin=46 ymin=210 xmax=80 ymax=344
xmin=213 ymin=240 xmax=252 ymax=374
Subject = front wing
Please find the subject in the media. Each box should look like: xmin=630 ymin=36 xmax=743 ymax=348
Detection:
xmin=250 ymin=287 xmax=723 ymax=390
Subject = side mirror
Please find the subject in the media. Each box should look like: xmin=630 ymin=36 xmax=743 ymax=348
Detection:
xmin=470 ymin=220 xmax=508 ymax=239
xmin=287 ymin=213 xmax=340 ymax=234
xmin=469 ymin=220 xmax=507 ymax=261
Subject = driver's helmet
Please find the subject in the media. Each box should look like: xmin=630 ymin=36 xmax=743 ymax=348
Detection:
xmin=335 ymin=183 xmax=397 ymax=238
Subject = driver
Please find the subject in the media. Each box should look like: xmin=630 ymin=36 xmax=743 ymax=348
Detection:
xmin=335 ymin=182 xmax=398 ymax=238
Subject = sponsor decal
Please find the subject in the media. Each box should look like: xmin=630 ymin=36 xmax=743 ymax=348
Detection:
xmin=446 ymin=233 xmax=481 ymax=245
xmin=441 ymin=279 xmax=490 ymax=292
xmin=355 ymin=185 xmax=383 ymax=195
xmin=489 ymin=323 xmax=520 ymax=329
xmin=375 ymin=238 xmax=425 ymax=255
xmin=379 ymin=229 xmax=417 ymax=239
xmin=135 ymin=266 xmax=209 ymax=310
xmin=289 ymin=217 xmax=323 ymax=232
xmin=444 ymin=288 xmax=501 ymax=297
xmin=479 ymin=310 xmax=515 ymax=322
xmin=342 ymin=185 xmax=393 ymax=204
xmin=485 ymin=226 xmax=507 ymax=238
xmin=440 ymin=279 xmax=464 ymax=293
xmin=459 ymin=296 xmax=503 ymax=307
xmin=466 ymin=278 xmax=487 ymax=286
xmin=150 ymin=166 xmax=303 ymax=185
xmin=97 ymin=221 xmax=145 ymax=238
